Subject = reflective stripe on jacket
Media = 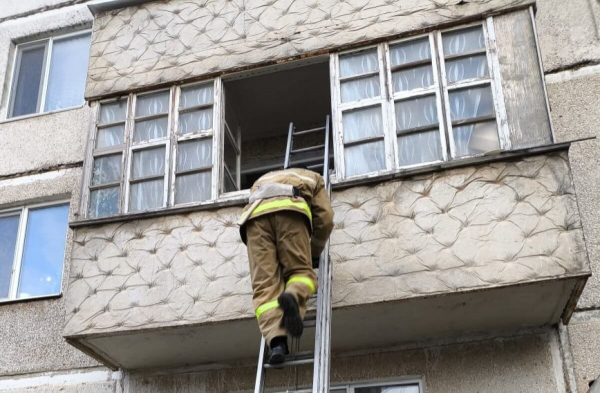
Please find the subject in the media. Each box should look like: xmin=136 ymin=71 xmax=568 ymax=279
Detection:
xmin=238 ymin=168 xmax=334 ymax=258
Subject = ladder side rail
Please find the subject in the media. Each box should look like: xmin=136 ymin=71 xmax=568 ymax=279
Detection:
xmin=284 ymin=122 xmax=294 ymax=169
xmin=254 ymin=336 xmax=268 ymax=393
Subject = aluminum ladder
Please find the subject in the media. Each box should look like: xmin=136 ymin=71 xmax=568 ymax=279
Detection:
xmin=253 ymin=116 xmax=333 ymax=393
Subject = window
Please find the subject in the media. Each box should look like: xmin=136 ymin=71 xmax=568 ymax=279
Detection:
xmin=8 ymin=31 xmax=91 ymax=118
xmin=86 ymin=82 xmax=218 ymax=218
xmin=0 ymin=202 xmax=69 ymax=301
xmin=332 ymin=21 xmax=506 ymax=179
xmin=276 ymin=380 xmax=422 ymax=393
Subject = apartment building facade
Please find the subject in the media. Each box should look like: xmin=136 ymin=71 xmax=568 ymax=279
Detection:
xmin=0 ymin=0 xmax=599 ymax=392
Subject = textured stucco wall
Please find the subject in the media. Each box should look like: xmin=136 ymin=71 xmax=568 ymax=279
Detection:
xmin=0 ymin=168 xmax=101 ymax=376
xmin=64 ymin=153 xmax=589 ymax=338
xmin=535 ymin=0 xmax=600 ymax=72
xmin=124 ymin=330 xmax=561 ymax=393
xmin=85 ymin=0 xmax=533 ymax=98
xmin=568 ymin=311 xmax=600 ymax=392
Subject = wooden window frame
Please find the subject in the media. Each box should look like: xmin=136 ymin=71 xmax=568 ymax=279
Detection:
xmin=6 ymin=30 xmax=92 ymax=120
xmin=330 ymin=18 xmax=510 ymax=182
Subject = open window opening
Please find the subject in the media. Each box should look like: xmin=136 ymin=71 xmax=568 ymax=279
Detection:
xmin=222 ymin=59 xmax=332 ymax=192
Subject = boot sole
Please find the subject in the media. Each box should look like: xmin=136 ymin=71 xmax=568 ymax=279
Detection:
xmin=268 ymin=352 xmax=286 ymax=367
xmin=278 ymin=293 xmax=303 ymax=338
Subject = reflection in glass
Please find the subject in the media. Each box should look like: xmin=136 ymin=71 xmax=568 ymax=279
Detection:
xmin=89 ymin=187 xmax=120 ymax=218
xmin=0 ymin=215 xmax=20 ymax=299
xmin=345 ymin=140 xmax=386 ymax=177
xmin=11 ymin=44 xmax=46 ymax=117
xmin=99 ymin=100 xmax=127 ymax=124
xmin=342 ymin=106 xmax=383 ymax=143
xmin=392 ymin=65 xmax=434 ymax=92
xmin=17 ymin=204 xmax=69 ymax=298
xmin=445 ymin=54 xmax=488 ymax=83
xmin=91 ymin=154 xmax=122 ymax=186
xmin=398 ymin=130 xmax=442 ymax=166
xmin=442 ymin=26 xmax=485 ymax=55
xmin=96 ymin=124 xmax=124 ymax=148
xmin=453 ymin=121 xmax=499 ymax=157
xmin=449 ymin=86 xmax=494 ymax=121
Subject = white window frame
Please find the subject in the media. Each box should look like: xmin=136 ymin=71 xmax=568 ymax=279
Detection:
xmin=6 ymin=29 xmax=92 ymax=120
xmin=0 ymin=200 xmax=70 ymax=303
xmin=273 ymin=378 xmax=425 ymax=393
xmin=330 ymin=18 xmax=509 ymax=182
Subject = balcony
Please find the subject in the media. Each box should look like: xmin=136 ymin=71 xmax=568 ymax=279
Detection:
xmin=64 ymin=150 xmax=590 ymax=370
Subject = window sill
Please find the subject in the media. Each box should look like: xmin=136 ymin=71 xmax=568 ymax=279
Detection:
xmin=0 ymin=104 xmax=87 ymax=125
xmin=0 ymin=293 xmax=62 ymax=306
xmin=331 ymin=141 xmax=584 ymax=190
xmin=70 ymin=192 xmax=250 ymax=228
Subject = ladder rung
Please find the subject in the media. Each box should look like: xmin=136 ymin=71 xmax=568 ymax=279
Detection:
xmin=307 ymin=164 xmax=324 ymax=170
xmin=264 ymin=351 xmax=315 ymax=369
xmin=294 ymin=126 xmax=326 ymax=136
xmin=291 ymin=145 xmax=325 ymax=154
xmin=304 ymin=319 xmax=316 ymax=328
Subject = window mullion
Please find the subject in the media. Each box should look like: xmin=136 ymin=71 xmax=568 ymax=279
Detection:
xmin=170 ymin=86 xmax=181 ymax=206
xmin=122 ymin=93 xmax=135 ymax=214
xmin=383 ymin=42 xmax=400 ymax=170
xmin=330 ymin=53 xmax=346 ymax=180
xmin=436 ymin=30 xmax=457 ymax=159
xmin=39 ymin=38 xmax=53 ymax=113
xmin=430 ymin=31 xmax=450 ymax=163
xmin=212 ymin=77 xmax=223 ymax=200
xmin=9 ymin=208 xmax=28 ymax=300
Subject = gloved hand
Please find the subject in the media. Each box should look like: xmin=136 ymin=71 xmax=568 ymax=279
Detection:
xmin=312 ymin=257 xmax=320 ymax=269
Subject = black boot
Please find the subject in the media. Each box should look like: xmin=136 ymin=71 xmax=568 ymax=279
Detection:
xmin=268 ymin=336 xmax=289 ymax=365
xmin=278 ymin=292 xmax=303 ymax=338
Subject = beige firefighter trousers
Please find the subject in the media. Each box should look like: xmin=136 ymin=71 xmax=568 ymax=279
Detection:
xmin=246 ymin=210 xmax=318 ymax=346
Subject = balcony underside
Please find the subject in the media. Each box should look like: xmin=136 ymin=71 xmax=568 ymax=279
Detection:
xmin=68 ymin=277 xmax=584 ymax=370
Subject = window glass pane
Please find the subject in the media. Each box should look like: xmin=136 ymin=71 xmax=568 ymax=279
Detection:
xmin=92 ymin=154 xmax=122 ymax=185
xmin=132 ymin=147 xmax=165 ymax=179
xmin=442 ymin=26 xmax=486 ymax=55
xmin=177 ymin=139 xmax=212 ymax=171
xmin=390 ymin=38 xmax=431 ymax=66
xmin=392 ymin=65 xmax=434 ymax=92
xmin=223 ymin=133 xmax=238 ymax=191
xmin=342 ymin=106 xmax=384 ymax=143
xmin=339 ymin=49 xmax=379 ymax=78
xmin=0 ymin=214 xmax=20 ymax=299
xmin=89 ymin=187 xmax=120 ymax=218
xmin=355 ymin=384 xmax=420 ymax=393
xmin=99 ymin=100 xmax=127 ymax=124
xmin=17 ymin=204 xmax=69 ymax=298
xmin=453 ymin=121 xmax=499 ymax=157
xmin=10 ymin=44 xmax=46 ymax=118
xmin=134 ymin=117 xmax=168 ymax=142
xmin=180 ymin=84 xmax=214 ymax=109
xmin=445 ymin=54 xmax=488 ymax=83
xmin=44 ymin=33 xmax=91 ymax=112
xmin=449 ymin=86 xmax=494 ymax=121
xmin=395 ymin=95 xmax=438 ymax=132
xmin=96 ymin=124 xmax=124 ymax=148
xmin=136 ymin=91 xmax=169 ymax=117
xmin=224 ymin=169 xmax=237 ymax=193
xmin=398 ymin=130 xmax=443 ymax=166
xmin=341 ymin=75 xmax=380 ymax=103
xmin=175 ymin=172 xmax=212 ymax=204
xmin=179 ymin=108 xmax=213 ymax=134
xmin=130 ymin=179 xmax=164 ymax=211
xmin=345 ymin=140 xmax=386 ymax=177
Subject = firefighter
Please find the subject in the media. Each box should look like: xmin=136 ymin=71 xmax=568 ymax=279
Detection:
xmin=238 ymin=165 xmax=334 ymax=365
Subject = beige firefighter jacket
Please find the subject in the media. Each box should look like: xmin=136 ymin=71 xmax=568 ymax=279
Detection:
xmin=238 ymin=168 xmax=334 ymax=258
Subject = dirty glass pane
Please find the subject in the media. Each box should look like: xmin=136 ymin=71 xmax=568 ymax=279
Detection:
xmin=342 ymin=106 xmax=384 ymax=143
xmin=398 ymin=130 xmax=443 ymax=167
xmin=339 ymin=49 xmax=379 ymax=78
xmin=99 ymin=100 xmax=127 ymax=124
xmin=453 ymin=121 xmax=499 ymax=157
xmin=130 ymin=179 xmax=164 ymax=211
xmin=442 ymin=25 xmax=486 ymax=56
xmin=180 ymin=83 xmax=213 ymax=109
xmin=89 ymin=187 xmax=120 ymax=218
xmin=179 ymin=108 xmax=213 ymax=134
xmin=44 ymin=33 xmax=91 ymax=112
xmin=134 ymin=117 xmax=168 ymax=142
xmin=392 ymin=65 xmax=434 ymax=92
xmin=223 ymin=132 xmax=238 ymax=192
xmin=355 ymin=384 xmax=420 ymax=393
xmin=96 ymin=124 xmax=124 ymax=148
xmin=445 ymin=54 xmax=488 ymax=83
xmin=344 ymin=140 xmax=386 ymax=177
xmin=0 ymin=214 xmax=20 ymax=299
xmin=91 ymin=154 xmax=122 ymax=186
xmin=177 ymin=139 xmax=212 ymax=172
xmin=341 ymin=75 xmax=380 ymax=103
xmin=175 ymin=172 xmax=212 ymax=204
xmin=136 ymin=91 xmax=169 ymax=117
xmin=448 ymin=85 xmax=494 ymax=121
xmin=390 ymin=38 xmax=434 ymax=92
xmin=17 ymin=204 xmax=69 ymax=299
xmin=395 ymin=95 xmax=438 ymax=132
xmin=10 ymin=43 xmax=46 ymax=118
xmin=132 ymin=147 xmax=165 ymax=179
xmin=390 ymin=38 xmax=431 ymax=67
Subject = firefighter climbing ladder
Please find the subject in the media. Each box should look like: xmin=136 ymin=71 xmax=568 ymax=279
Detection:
xmin=254 ymin=116 xmax=333 ymax=393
